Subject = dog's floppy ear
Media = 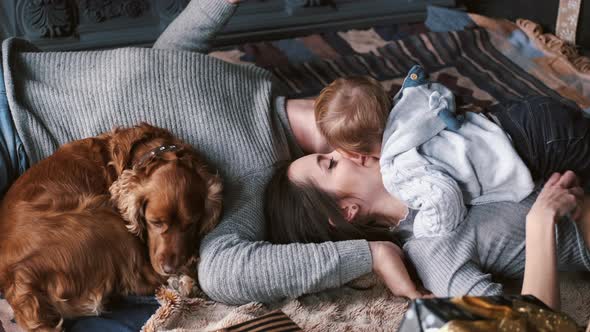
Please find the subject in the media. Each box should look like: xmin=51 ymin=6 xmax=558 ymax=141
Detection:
xmin=109 ymin=169 xmax=146 ymax=239
xmin=108 ymin=123 xmax=175 ymax=176
xmin=199 ymin=174 xmax=223 ymax=237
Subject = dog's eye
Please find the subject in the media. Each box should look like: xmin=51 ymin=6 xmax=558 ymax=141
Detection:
xmin=150 ymin=220 xmax=164 ymax=228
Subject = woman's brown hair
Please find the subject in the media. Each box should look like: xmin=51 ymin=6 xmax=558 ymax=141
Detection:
xmin=264 ymin=163 xmax=397 ymax=244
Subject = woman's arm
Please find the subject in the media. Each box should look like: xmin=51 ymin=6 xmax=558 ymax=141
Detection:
xmin=523 ymin=213 xmax=559 ymax=308
xmin=369 ymin=241 xmax=429 ymax=299
xmin=153 ymin=0 xmax=239 ymax=52
xmin=403 ymin=234 xmax=504 ymax=297
xmin=522 ymin=171 xmax=583 ymax=310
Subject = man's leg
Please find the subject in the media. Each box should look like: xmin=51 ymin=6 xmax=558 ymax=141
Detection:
xmin=580 ymin=196 xmax=590 ymax=251
xmin=491 ymin=96 xmax=590 ymax=186
xmin=64 ymin=297 xmax=158 ymax=332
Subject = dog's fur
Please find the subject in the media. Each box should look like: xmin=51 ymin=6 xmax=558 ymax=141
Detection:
xmin=0 ymin=123 xmax=222 ymax=331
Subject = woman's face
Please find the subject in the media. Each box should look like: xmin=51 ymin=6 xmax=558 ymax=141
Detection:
xmin=288 ymin=150 xmax=385 ymax=204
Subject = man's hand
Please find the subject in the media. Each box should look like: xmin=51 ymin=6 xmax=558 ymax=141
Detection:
xmin=369 ymin=241 xmax=431 ymax=299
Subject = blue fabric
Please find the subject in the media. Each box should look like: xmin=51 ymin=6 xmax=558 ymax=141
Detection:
xmin=64 ymin=296 xmax=158 ymax=332
xmin=507 ymin=30 xmax=545 ymax=58
xmin=437 ymin=109 xmax=463 ymax=131
xmin=425 ymin=6 xmax=475 ymax=32
xmin=0 ymin=57 xmax=28 ymax=196
xmin=398 ymin=65 xmax=464 ymax=130
xmin=400 ymin=65 xmax=428 ymax=89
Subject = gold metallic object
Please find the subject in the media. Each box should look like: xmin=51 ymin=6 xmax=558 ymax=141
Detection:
xmin=437 ymin=297 xmax=578 ymax=332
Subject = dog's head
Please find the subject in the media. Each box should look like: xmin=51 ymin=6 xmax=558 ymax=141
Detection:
xmin=109 ymin=124 xmax=223 ymax=276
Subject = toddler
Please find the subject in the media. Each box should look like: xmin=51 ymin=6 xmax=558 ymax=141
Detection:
xmin=315 ymin=65 xmax=535 ymax=238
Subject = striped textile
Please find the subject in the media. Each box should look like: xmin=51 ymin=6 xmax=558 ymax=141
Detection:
xmin=219 ymin=310 xmax=302 ymax=332
xmin=212 ymin=26 xmax=587 ymax=110
xmin=273 ymin=28 xmax=564 ymax=101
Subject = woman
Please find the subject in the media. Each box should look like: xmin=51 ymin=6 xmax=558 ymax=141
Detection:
xmin=265 ymin=96 xmax=590 ymax=309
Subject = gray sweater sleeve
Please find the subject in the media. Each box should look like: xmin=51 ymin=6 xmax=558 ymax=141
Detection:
xmin=153 ymin=0 xmax=236 ymax=52
xmin=198 ymin=172 xmax=373 ymax=304
xmin=402 ymin=224 xmax=503 ymax=297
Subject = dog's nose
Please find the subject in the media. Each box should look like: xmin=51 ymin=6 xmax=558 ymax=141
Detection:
xmin=161 ymin=254 xmax=179 ymax=274
xmin=162 ymin=263 xmax=176 ymax=275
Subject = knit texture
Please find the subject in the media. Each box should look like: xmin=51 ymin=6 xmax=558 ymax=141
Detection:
xmin=0 ymin=0 xmax=373 ymax=305
xmin=381 ymin=68 xmax=534 ymax=238
xmin=398 ymin=191 xmax=590 ymax=297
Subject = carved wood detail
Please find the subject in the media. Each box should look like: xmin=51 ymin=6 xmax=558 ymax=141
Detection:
xmin=18 ymin=0 xmax=77 ymax=38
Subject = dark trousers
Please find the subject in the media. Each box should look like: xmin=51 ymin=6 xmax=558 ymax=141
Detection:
xmin=491 ymin=96 xmax=590 ymax=189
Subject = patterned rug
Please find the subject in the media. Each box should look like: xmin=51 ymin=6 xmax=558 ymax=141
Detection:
xmin=210 ymin=16 xmax=590 ymax=110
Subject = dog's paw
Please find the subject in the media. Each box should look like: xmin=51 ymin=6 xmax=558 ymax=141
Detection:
xmin=166 ymin=275 xmax=203 ymax=298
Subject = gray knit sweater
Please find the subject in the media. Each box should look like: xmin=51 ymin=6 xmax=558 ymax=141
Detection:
xmin=396 ymin=192 xmax=590 ymax=296
xmin=2 ymin=0 xmax=588 ymax=303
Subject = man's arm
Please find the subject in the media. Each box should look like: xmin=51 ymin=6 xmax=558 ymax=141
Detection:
xmin=198 ymin=173 xmax=373 ymax=304
xmin=153 ymin=0 xmax=239 ymax=53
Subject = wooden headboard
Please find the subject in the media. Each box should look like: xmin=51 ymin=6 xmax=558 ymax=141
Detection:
xmin=0 ymin=0 xmax=456 ymax=51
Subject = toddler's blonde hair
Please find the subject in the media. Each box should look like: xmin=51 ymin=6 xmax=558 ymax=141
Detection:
xmin=315 ymin=76 xmax=391 ymax=155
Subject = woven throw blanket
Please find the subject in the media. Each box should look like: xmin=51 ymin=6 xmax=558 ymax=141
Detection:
xmin=212 ymin=19 xmax=590 ymax=109
xmin=467 ymin=14 xmax=590 ymax=109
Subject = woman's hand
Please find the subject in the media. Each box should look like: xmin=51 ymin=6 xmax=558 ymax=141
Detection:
xmin=369 ymin=241 xmax=431 ymax=299
xmin=527 ymin=171 xmax=584 ymax=224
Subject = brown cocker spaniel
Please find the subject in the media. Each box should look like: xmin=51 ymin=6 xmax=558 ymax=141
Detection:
xmin=0 ymin=123 xmax=222 ymax=331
